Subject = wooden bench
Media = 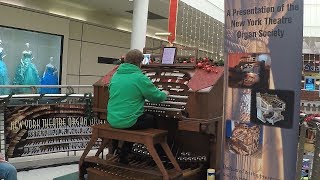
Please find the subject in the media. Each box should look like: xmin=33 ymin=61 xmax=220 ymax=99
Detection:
xmin=79 ymin=124 xmax=182 ymax=180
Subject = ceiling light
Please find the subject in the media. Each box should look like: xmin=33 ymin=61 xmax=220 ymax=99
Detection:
xmin=155 ymin=32 xmax=171 ymax=36
xmin=48 ymin=10 xmax=87 ymax=21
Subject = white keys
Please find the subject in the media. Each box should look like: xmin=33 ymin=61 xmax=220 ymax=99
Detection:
xmin=169 ymin=88 xmax=184 ymax=92
xmin=171 ymin=72 xmax=185 ymax=77
xmin=165 ymin=72 xmax=172 ymax=76
xmin=145 ymin=72 xmax=156 ymax=76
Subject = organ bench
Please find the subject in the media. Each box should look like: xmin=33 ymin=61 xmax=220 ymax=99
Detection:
xmin=79 ymin=124 xmax=182 ymax=180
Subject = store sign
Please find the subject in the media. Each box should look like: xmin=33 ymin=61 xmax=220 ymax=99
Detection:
xmin=5 ymin=104 xmax=105 ymax=158
xmin=305 ymin=77 xmax=315 ymax=91
xmin=304 ymin=63 xmax=320 ymax=72
xmin=224 ymin=0 xmax=303 ymax=180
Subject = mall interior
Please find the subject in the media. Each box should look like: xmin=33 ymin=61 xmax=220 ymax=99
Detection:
xmin=0 ymin=0 xmax=318 ymax=180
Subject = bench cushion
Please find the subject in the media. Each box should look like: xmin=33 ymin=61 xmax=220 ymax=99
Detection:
xmin=93 ymin=124 xmax=167 ymax=138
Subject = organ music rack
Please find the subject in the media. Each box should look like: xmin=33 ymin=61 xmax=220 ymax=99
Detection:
xmin=90 ymin=46 xmax=224 ymax=179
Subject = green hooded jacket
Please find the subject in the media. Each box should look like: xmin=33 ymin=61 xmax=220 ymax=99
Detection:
xmin=107 ymin=63 xmax=167 ymax=128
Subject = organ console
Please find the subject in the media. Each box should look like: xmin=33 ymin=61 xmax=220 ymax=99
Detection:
xmin=86 ymin=46 xmax=224 ymax=179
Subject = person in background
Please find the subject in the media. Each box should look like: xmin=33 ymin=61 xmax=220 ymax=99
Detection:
xmin=107 ymin=49 xmax=169 ymax=164
xmin=0 ymin=153 xmax=17 ymax=180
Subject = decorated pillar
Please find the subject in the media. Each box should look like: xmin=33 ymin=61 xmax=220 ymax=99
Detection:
xmin=168 ymin=0 xmax=178 ymax=44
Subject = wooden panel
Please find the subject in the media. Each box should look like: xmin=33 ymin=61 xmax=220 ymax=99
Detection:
xmin=207 ymin=77 xmax=224 ymax=119
xmin=186 ymin=75 xmax=224 ymax=120
xmin=87 ymin=168 xmax=122 ymax=180
xmin=178 ymin=120 xmax=200 ymax=132
xmin=98 ymin=113 xmax=106 ymax=120
xmin=98 ymin=86 xmax=108 ymax=112
xmin=93 ymin=87 xmax=100 ymax=110
xmin=92 ymin=86 xmax=108 ymax=120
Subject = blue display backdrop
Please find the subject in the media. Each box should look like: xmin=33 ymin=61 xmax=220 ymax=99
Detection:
xmin=223 ymin=0 xmax=303 ymax=180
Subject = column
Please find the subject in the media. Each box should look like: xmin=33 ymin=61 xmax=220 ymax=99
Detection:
xmin=130 ymin=0 xmax=149 ymax=51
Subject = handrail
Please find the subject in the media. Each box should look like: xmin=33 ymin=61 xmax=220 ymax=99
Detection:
xmin=0 ymin=85 xmax=93 ymax=95
xmin=0 ymin=94 xmax=92 ymax=99
xmin=0 ymin=85 xmax=92 ymax=88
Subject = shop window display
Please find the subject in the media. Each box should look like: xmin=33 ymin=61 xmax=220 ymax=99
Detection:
xmin=0 ymin=26 xmax=62 ymax=94
xmin=40 ymin=56 xmax=59 ymax=94
xmin=0 ymin=40 xmax=9 ymax=95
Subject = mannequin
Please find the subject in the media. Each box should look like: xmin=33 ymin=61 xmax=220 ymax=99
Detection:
xmin=40 ymin=57 xmax=59 ymax=94
xmin=13 ymin=42 xmax=40 ymax=94
xmin=42 ymin=57 xmax=55 ymax=77
xmin=0 ymin=40 xmax=10 ymax=95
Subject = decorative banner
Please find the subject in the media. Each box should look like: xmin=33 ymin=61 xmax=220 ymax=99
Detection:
xmin=168 ymin=0 xmax=178 ymax=43
xmin=224 ymin=0 xmax=303 ymax=180
xmin=5 ymin=104 xmax=105 ymax=158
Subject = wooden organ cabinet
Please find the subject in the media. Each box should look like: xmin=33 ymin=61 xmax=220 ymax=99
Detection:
xmin=89 ymin=46 xmax=224 ymax=179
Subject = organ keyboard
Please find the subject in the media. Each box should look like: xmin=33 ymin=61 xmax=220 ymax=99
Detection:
xmin=91 ymin=47 xmax=224 ymax=179
xmin=143 ymin=69 xmax=190 ymax=120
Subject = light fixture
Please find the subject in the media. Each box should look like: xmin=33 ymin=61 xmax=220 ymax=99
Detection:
xmin=155 ymin=32 xmax=171 ymax=36
xmin=48 ymin=10 xmax=87 ymax=21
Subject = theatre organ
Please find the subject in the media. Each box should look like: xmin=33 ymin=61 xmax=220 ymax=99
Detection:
xmin=84 ymin=46 xmax=224 ymax=179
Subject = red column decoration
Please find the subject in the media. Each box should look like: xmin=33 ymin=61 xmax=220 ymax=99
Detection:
xmin=168 ymin=0 xmax=178 ymax=44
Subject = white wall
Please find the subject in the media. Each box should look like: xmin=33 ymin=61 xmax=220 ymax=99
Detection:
xmin=207 ymin=0 xmax=224 ymax=10
xmin=68 ymin=22 xmax=129 ymax=93
xmin=304 ymin=0 xmax=320 ymax=37
xmin=181 ymin=0 xmax=224 ymax=22
xmin=67 ymin=21 xmax=164 ymax=93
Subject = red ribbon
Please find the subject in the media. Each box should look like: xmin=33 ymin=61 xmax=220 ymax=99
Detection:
xmin=168 ymin=0 xmax=178 ymax=43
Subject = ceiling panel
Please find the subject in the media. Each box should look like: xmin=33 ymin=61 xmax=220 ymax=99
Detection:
xmin=55 ymin=0 xmax=169 ymax=19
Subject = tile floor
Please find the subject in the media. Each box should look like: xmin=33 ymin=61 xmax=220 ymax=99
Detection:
xmin=17 ymin=164 xmax=78 ymax=180
xmin=13 ymin=150 xmax=105 ymax=180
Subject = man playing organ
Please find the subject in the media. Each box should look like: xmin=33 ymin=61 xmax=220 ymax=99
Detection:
xmin=107 ymin=49 xmax=169 ymax=164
